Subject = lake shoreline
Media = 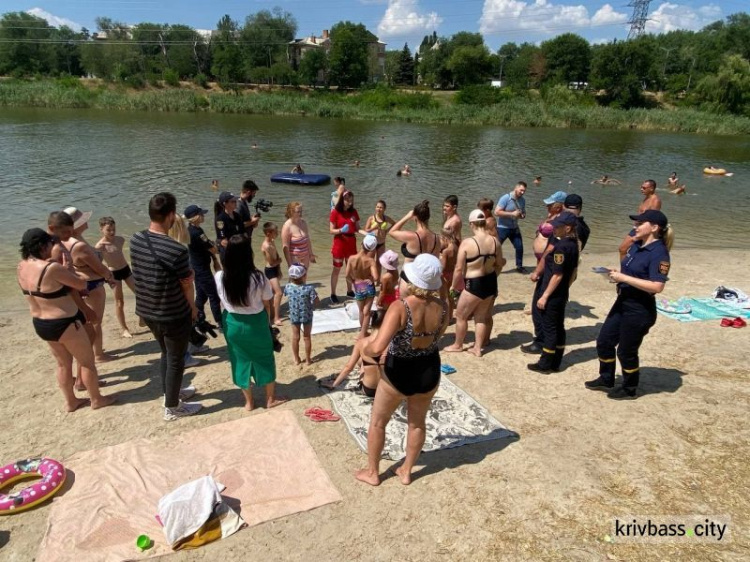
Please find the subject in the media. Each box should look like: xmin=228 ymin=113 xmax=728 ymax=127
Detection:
xmin=2 ymin=78 xmax=750 ymax=135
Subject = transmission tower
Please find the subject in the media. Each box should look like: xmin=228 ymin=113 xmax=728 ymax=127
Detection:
xmin=627 ymin=0 xmax=651 ymax=40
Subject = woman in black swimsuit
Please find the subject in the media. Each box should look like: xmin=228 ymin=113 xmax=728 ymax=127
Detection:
xmin=356 ymin=254 xmax=449 ymax=487
xmin=389 ymin=200 xmax=441 ymax=294
xmin=17 ymin=229 xmax=115 ymax=412
xmin=444 ymin=210 xmax=505 ymax=357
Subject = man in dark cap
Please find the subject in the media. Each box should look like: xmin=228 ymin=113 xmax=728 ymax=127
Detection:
xmin=563 ymin=194 xmax=591 ymax=251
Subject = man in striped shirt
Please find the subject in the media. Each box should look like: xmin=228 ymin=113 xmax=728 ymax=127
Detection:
xmin=130 ymin=193 xmax=203 ymax=421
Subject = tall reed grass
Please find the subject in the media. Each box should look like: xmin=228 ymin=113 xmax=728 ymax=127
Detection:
xmin=1 ymin=79 xmax=748 ymax=135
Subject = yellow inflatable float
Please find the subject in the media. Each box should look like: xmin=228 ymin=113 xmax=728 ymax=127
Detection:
xmin=704 ymin=167 xmax=727 ymax=175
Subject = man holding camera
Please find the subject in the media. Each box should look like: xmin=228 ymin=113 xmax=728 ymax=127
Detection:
xmin=237 ymin=180 xmax=261 ymax=240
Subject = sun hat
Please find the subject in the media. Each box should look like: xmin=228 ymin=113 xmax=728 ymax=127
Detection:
xmin=363 ymin=234 xmax=378 ymax=251
xmin=543 ymin=191 xmax=567 ymax=205
xmin=403 ymin=253 xmax=443 ymax=291
xmin=550 ymin=211 xmax=578 ymax=228
xmin=218 ymin=191 xmax=237 ymax=205
xmin=379 ymin=250 xmax=399 ymax=271
xmin=63 ymin=206 xmax=93 ymax=229
xmin=184 ymin=205 xmax=208 ymax=219
xmin=564 ymin=194 xmax=583 ymax=209
xmin=468 ymin=209 xmax=485 ymax=223
xmin=629 ymin=209 xmax=668 ymax=229
xmin=21 ymin=228 xmax=53 ymax=248
xmin=288 ymin=264 xmax=307 ymax=279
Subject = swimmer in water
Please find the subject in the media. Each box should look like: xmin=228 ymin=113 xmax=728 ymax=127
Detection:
xmin=592 ymin=175 xmax=622 ymax=185
xmin=211 ymin=179 xmax=219 ymax=190
xmin=670 ymin=184 xmax=686 ymax=195
xmin=291 ymin=163 xmax=304 ymax=174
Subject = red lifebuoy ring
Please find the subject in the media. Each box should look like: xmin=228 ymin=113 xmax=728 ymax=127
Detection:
xmin=0 ymin=457 xmax=66 ymax=514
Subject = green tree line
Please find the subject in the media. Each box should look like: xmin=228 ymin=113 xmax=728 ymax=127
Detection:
xmin=1 ymin=9 xmax=749 ymax=115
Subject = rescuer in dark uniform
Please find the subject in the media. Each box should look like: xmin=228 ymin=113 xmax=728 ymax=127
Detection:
xmin=185 ymin=204 xmax=222 ymax=326
xmin=214 ymin=191 xmax=243 ymax=264
xmin=586 ymin=209 xmax=673 ymax=399
xmin=527 ymin=212 xmax=579 ymax=374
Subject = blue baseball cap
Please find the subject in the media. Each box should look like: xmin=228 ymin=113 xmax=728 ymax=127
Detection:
xmin=543 ymin=191 xmax=568 ymax=205
xmin=629 ymin=210 xmax=668 ymax=229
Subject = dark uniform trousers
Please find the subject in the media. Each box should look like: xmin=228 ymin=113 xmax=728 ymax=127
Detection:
xmin=194 ymin=267 xmax=222 ymax=325
xmin=595 ymin=293 xmax=657 ymax=389
xmin=537 ymin=296 xmax=567 ymax=370
xmin=531 ymin=278 xmax=544 ymax=346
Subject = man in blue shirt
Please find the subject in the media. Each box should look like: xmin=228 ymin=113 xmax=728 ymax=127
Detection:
xmin=494 ymin=182 xmax=527 ymax=273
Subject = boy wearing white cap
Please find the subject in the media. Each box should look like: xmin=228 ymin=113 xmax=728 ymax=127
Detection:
xmin=346 ymin=235 xmax=380 ymax=339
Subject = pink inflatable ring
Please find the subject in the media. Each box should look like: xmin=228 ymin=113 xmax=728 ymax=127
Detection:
xmin=0 ymin=457 xmax=66 ymax=514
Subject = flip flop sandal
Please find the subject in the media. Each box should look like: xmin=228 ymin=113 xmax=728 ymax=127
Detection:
xmin=440 ymin=364 xmax=457 ymax=374
xmin=309 ymin=410 xmax=340 ymax=422
xmin=732 ymin=317 xmax=747 ymax=328
xmin=720 ymin=318 xmax=734 ymax=327
xmin=304 ymin=406 xmax=327 ymax=417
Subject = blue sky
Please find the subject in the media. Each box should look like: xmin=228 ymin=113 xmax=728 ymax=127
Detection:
xmin=8 ymin=1 xmax=743 ymax=50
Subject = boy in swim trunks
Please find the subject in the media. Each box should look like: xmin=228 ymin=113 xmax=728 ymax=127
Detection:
xmin=261 ymin=222 xmax=283 ymax=325
xmin=96 ymin=217 xmax=138 ymax=338
xmin=346 ymin=235 xmax=379 ymax=340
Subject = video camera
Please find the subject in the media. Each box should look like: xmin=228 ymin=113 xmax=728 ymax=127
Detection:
xmin=254 ymin=198 xmax=273 ymax=215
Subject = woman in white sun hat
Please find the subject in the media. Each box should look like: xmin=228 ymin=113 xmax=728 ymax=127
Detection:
xmin=356 ymin=253 xmax=449 ymax=487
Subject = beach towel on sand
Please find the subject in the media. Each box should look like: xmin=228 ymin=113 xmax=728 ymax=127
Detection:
xmin=311 ymin=303 xmax=361 ymax=335
xmin=320 ymin=375 xmax=516 ymax=460
xmin=657 ymin=297 xmax=750 ymax=322
xmin=37 ymin=411 xmax=341 ymax=562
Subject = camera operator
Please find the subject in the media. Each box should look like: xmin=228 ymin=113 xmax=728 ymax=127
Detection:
xmin=237 ymin=180 xmax=261 ymax=239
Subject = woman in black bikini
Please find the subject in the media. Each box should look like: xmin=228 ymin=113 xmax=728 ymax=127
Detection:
xmin=17 ymin=229 xmax=115 ymax=412
xmin=389 ymin=200 xmax=441 ymax=294
xmin=355 ymin=254 xmax=449 ymax=486
xmin=444 ymin=210 xmax=505 ymax=357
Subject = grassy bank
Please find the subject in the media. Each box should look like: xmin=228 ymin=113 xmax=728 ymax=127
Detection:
xmin=1 ymin=78 xmax=749 ymax=135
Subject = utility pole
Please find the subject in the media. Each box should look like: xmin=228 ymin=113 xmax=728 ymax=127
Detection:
xmin=627 ymin=0 xmax=652 ymax=40
xmin=498 ymin=54 xmax=507 ymax=84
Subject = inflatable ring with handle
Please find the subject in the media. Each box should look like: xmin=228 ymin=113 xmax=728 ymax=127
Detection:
xmin=0 ymin=457 xmax=66 ymax=514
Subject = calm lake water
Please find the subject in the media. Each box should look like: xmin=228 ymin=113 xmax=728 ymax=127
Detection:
xmin=1 ymin=107 xmax=748 ymax=297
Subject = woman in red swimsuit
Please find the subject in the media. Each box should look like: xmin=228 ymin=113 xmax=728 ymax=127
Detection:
xmin=329 ymin=190 xmax=360 ymax=303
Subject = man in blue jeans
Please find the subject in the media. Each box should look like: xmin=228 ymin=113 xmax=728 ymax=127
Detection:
xmin=131 ymin=193 xmax=203 ymax=421
xmin=494 ymin=182 xmax=527 ymax=273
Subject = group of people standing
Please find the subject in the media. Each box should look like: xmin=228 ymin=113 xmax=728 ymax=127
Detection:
xmin=18 ymin=173 xmax=674 ymax=484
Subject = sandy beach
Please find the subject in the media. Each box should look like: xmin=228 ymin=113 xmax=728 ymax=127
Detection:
xmin=1 ymin=247 xmax=748 ymax=561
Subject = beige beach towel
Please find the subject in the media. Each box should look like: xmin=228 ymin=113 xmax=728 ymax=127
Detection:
xmin=37 ymin=410 xmax=341 ymax=562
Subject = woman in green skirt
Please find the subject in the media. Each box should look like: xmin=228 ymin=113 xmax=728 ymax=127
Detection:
xmin=215 ymin=234 xmax=287 ymax=410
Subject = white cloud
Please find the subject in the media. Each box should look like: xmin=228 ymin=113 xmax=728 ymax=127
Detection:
xmin=479 ymin=0 xmax=628 ymax=35
xmin=591 ymin=4 xmax=625 ymax=26
xmin=645 ymin=3 xmax=722 ymax=34
xmin=377 ymin=0 xmax=443 ymax=37
xmin=26 ymin=7 xmax=82 ymax=31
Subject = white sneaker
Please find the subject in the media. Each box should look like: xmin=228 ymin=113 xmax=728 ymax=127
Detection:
xmin=184 ymin=353 xmax=200 ymax=368
xmin=188 ymin=343 xmax=209 ymax=355
xmin=163 ymin=401 xmax=202 ymax=421
xmin=162 ymin=386 xmax=197 ymax=407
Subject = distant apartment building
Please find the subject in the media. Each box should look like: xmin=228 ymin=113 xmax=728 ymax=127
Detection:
xmin=288 ymin=29 xmax=386 ymax=83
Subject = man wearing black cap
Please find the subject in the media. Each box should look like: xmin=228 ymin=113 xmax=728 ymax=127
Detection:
xmin=185 ymin=204 xmax=222 ymax=327
xmin=236 ymin=180 xmax=261 ymax=240
xmin=527 ymin=212 xmax=579 ymax=374
xmin=564 ymin=194 xmax=590 ymax=251
xmin=587 ymin=209 xmax=671 ymax=399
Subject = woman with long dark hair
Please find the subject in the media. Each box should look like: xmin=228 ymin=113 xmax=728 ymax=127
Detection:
xmin=17 ymin=228 xmax=115 ymax=412
xmin=215 ymin=234 xmax=286 ymax=410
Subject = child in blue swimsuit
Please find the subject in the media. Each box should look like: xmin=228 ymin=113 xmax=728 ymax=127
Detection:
xmin=283 ymin=264 xmax=319 ymax=365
